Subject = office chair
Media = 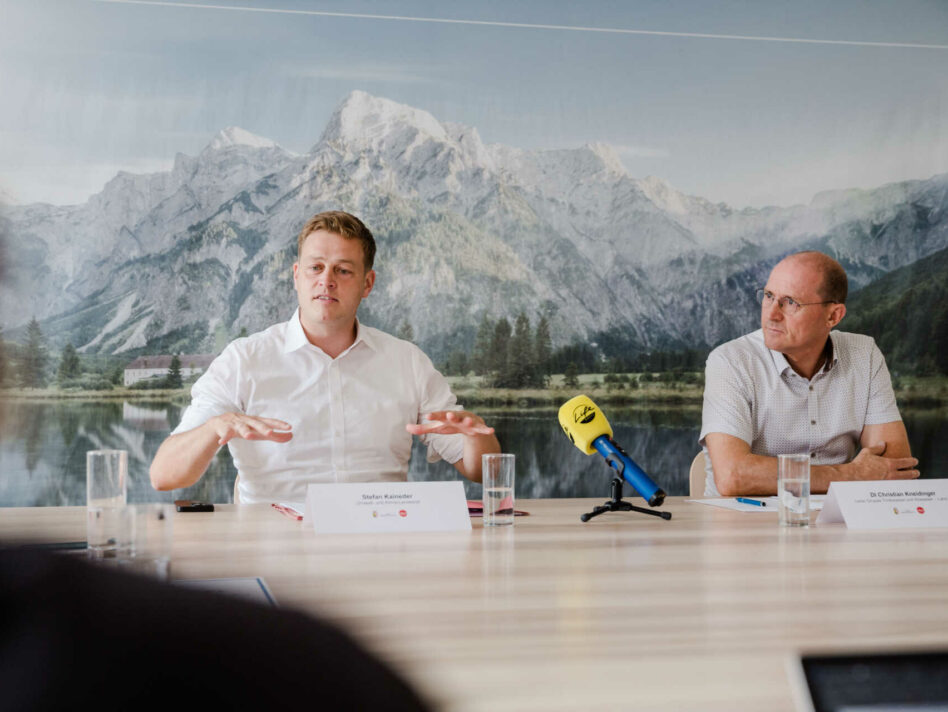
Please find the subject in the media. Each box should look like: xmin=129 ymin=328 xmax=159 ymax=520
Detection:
xmin=689 ymin=451 xmax=708 ymax=497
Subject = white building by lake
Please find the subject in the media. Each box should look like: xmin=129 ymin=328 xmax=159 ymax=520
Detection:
xmin=123 ymin=354 xmax=216 ymax=386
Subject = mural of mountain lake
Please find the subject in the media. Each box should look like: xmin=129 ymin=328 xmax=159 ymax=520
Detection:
xmin=0 ymin=399 xmax=945 ymax=507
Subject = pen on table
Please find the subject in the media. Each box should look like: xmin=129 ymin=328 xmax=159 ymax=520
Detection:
xmin=736 ymin=497 xmax=767 ymax=507
xmin=271 ymin=503 xmax=303 ymax=520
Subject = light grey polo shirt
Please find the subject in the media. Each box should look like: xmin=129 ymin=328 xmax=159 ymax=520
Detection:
xmin=699 ymin=329 xmax=902 ymax=496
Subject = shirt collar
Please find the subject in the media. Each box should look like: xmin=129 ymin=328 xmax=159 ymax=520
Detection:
xmin=283 ymin=309 xmax=310 ymax=354
xmin=823 ymin=331 xmax=838 ymax=373
xmin=352 ymin=320 xmax=377 ymax=353
xmin=767 ymin=332 xmax=838 ymax=378
xmin=283 ymin=309 xmax=376 ymax=356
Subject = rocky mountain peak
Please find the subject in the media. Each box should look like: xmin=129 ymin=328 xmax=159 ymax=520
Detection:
xmin=638 ymin=175 xmax=691 ymax=215
xmin=583 ymin=142 xmax=627 ymax=176
xmin=207 ymin=126 xmax=279 ymax=152
xmin=318 ymin=90 xmax=449 ymax=152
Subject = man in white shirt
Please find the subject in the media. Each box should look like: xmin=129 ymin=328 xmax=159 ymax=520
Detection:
xmin=699 ymin=251 xmax=919 ymax=496
xmin=150 ymin=211 xmax=500 ymax=503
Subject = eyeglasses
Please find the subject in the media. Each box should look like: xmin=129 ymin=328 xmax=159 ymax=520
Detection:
xmin=756 ymin=288 xmax=837 ymax=315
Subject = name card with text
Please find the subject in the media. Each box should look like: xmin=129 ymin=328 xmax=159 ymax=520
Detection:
xmin=304 ymin=481 xmax=472 ymax=534
xmin=816 ymin=479 xmax=948 ymax=529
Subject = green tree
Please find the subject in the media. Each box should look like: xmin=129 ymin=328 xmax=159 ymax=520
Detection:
xmin=500 ymin=313 xmax=533 ymax=388
xmin=19 ymin=317 xmax=48 ymax=388
xmin=57 ymin=342 xmax=81 ymax=383
xmin=534 ymin=315 xmax=552 ymax=381
xmin=165 ymin=354 xmax=183 ymax=389
xmin=488 ymin=317 xmax=512 ymax=385
xmin=563 ymin=362 xmax=579 ymax=388
xmin=396 ymin=319 xmax=415 ymax=342
xmin=0 ymin=326 xmax=6 ymax=387
xmin=472 ymin=315 xmax=493 ymax=375
xmin=442 ymin=350 xmax=470 ymax=376
xmin=111 ymin=365 xmax=124 ymax=385
xmin=931 ymin=301 xmax=948 ymax=375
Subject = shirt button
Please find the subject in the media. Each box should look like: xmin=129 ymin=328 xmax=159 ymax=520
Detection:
xmin=809 ymin=386 xmax=814 ymax=391
xmin=810 ymin=420 xmax=816 ymax=425
xmin=810 ymin=453 xmax=816 ymax=458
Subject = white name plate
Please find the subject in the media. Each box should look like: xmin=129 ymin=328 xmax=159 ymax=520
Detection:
xmin=816 ymin=479 xmax=948 ymax=529
xmin=304 ymin=481 xmax=472 ymax=535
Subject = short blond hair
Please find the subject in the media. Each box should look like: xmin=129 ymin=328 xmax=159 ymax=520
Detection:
xmin=297 ymin=211 xmax=376 ymax=270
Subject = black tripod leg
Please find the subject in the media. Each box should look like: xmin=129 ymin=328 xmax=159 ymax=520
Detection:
xmin=626 ymin=504 xmax=672 ymax=520
xmin=580 ymin=505 xmax=610 ymax=522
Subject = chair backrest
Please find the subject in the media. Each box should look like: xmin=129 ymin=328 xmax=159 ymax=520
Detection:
xmin=233 ymin=475 xmax=241 ymax=504
xmin=689 ymin=452 xmax=707 ymax=497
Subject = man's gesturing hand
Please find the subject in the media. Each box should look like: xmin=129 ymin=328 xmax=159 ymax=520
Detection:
xmin=849 ymin=443 xmax=919 ymax=481
xmin=209 ymin=413 xmax=293 ymax=446
xmin=405 ymin=411 xmax=495 ymax=437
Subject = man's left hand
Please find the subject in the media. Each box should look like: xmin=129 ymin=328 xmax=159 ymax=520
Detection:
xmin=406 ymin=411 xmax=495 ymax=437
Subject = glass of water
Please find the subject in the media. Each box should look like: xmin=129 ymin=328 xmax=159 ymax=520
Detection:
xmin=482 ymin=453 xmax=515 ymax=527
xmin=778 ymin=454 xmax=810 ymax=527
xmin=122 ymin=503 xmax=174 ymax=580
xmin=86 ymin=450 xmax=128 ymax=559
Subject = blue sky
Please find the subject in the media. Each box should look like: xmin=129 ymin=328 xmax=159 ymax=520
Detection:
xmin=1 ymin=0 xmax=946 ymax=207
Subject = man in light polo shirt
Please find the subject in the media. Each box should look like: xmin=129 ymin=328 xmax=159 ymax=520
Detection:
xmin=150 ymin=211 xmax=500 ymax=503
xmin=699 ymin=251 xmax=919 ymax=497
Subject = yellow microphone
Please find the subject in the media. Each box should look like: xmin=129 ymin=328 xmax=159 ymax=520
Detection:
xmin=558 ymin=394 xmax=613 ymax=454
xmin=558 ymin=395 xmax=666 ymax=507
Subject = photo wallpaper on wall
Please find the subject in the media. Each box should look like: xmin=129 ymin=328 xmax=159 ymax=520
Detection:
xmin=0 ymin=0 xmax=946 ymax=505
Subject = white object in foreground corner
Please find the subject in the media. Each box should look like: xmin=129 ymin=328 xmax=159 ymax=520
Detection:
xmin=304 ymin=481 xmax=472 ymax=534
xmin=816 ymin=479 xmax=948 ymax=529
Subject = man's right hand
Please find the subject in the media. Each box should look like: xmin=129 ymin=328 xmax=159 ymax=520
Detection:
xmin=208 ymin=414 xmax=293 ymax=446
xmin=848 ymin=443 xmax=919 ymax=480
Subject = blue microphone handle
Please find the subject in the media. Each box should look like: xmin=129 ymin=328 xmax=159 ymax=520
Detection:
xmin=592 ymin=435 xmax=665 ymax=507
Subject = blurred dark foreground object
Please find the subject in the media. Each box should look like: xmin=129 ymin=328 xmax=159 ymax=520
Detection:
xmin=0 ymin=547 xmax=432 ymax=711
xmin=798 ymin=651 xmax=948 ymax=712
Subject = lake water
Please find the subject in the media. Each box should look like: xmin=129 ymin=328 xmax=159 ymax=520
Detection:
xmin=0 ymin=399 xmax=945 ymax=507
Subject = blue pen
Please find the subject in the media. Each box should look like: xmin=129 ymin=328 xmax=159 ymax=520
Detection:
xmin=736 ymin=497 xmax=767 ymax=507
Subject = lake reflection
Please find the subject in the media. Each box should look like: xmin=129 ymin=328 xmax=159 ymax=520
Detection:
xmin=0 ymin=399 xmax=944 ymax=506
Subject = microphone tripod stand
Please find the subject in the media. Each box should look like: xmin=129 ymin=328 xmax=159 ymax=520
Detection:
xmin=580 ymin=477 xmax=673 ymax=522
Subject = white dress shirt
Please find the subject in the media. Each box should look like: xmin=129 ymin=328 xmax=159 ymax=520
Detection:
xmin=699 ymin=329 xmax=902 ymax=496
xmin=173 ymin=310 xmax=465 ymax=504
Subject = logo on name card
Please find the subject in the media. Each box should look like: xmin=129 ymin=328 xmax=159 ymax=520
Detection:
xmin=372 ymin=511 xmax=378 ymax=518
xmin=918 ymin=506 xmax=926 ymax=514
xmin=399 ymin=509 xmax=407 ymax=517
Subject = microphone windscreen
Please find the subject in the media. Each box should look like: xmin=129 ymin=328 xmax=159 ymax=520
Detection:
xmin=557 ymin=394 xmax=613 ymax=455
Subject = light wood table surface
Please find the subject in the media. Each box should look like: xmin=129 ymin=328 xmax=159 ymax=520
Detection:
xmin=3 ymin=497 xmax=948 ymax=711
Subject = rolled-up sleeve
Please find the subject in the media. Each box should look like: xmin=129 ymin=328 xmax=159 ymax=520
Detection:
xmin=699 ymin=348 xmax=754 ymax=447
xmin=411 ymin=347 xmax=465 ymax=465
xmin=171 ymin=346 xmax=242 ymax=434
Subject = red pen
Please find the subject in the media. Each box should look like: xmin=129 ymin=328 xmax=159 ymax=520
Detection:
xmin=271 ymin=503 xmax=303 ymax=521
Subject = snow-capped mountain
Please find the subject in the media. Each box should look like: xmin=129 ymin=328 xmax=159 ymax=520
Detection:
xmin=4 ymin=91 xmax=947 ymax=360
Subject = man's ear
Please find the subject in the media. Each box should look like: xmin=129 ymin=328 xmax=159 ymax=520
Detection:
xmin=362 ymin=269 xmax=376 ymax=298
xmin=292 ymin=262 xmax=299 ymax=288
xmin=829 ymin=303 xmax=846 ymax=327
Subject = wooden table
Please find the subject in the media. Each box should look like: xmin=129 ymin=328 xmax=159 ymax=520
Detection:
xmin=3 ymin=498 xmax=948 ymax=711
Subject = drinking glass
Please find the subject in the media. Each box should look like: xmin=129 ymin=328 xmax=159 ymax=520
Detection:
xmin=86 ymin=450 xmax=128 ymax=558
xmin=123 ymin=503 xmax=174 ymax=580
xmin=482 ymin=454 xmax=515 ymax=527
xmin=778 ymin=454 xmax=810 ymax=527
